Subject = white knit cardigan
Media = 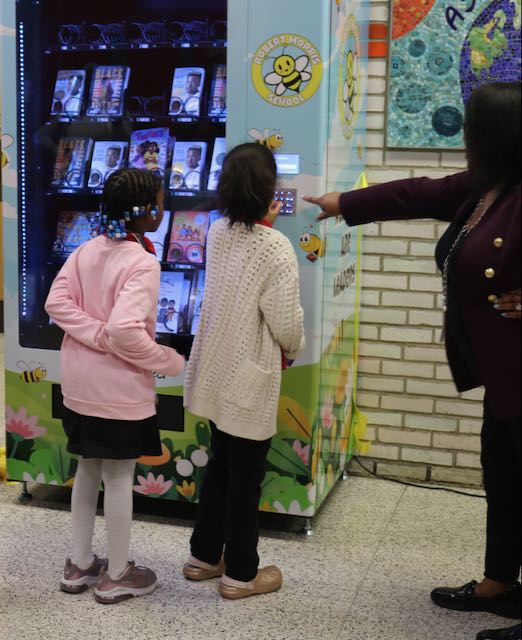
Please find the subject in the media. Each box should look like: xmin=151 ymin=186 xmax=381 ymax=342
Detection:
xmin=184 ymin=218 xmax=305 ymax=441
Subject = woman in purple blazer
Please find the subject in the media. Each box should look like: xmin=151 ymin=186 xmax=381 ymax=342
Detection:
xmin=306 ymin=83 xmax=521 ymax=640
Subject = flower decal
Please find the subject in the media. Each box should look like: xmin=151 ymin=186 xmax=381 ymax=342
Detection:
xmin=23 ymin=472 xmax=57 ymax=486
xmin=190 ymin=448 xmax=209 ymax=468
xmin=176 ymin=480 xmax=196 ymax=499
xmin=134 ymin=472 xmax=173 ymax=497
xmin=175 ymin=457 xmax=194 ymax=478
xmin=292 ymin=441 xmax=311 ymax=465
xmin=320 ymin=396 xmax=335 ymax=431
xmin=6 ymin=406 xmax=47 ymax=441
xmin=273 ymin=499 xmax=314 ymax=518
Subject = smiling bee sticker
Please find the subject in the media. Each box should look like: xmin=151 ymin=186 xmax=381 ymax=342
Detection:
xmin=252 ymin=34 xmax=323 ymax=108
xmin=299 ymin=225 xmax=326 ymax=263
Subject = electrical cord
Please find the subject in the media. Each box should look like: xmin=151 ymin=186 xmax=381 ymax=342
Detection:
xmin=353 ymin=456 xmax=486 ymax=500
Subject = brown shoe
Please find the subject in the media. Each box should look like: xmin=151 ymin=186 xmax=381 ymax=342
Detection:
xmin=94 ymin=562 xmax=158 ymax=604
xmin=218 ymin=566 xmax=283 ymax=600
xmin=183 ymin=555 xmax=226 ymax=582
xmin=60 ymin=556 xmax=108 ymax=594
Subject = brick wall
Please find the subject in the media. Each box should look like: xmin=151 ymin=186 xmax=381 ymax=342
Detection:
xmin=350 ymin=2 xmax=484 ymax=487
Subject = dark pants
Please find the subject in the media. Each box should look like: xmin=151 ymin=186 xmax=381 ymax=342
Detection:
xmin=482 ymin=406 xmax=521 ymax=583
xmin=190 ymin=424 xmax=272 ymax=582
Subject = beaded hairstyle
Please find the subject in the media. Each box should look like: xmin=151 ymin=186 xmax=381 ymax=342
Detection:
xmin=101 ymin=168 xmax=163 ymax=240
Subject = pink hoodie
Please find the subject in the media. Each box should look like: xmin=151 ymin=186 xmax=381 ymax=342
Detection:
xmin=45 ymin=235 xmax=185 ymax=421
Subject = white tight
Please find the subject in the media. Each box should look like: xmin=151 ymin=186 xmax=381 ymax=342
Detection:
xmin=71 ymin=458 xmax=136 ymax=580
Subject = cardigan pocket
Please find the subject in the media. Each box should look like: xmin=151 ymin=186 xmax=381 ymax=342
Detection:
xmin=226 ymin=359 xmax=272 ymax=412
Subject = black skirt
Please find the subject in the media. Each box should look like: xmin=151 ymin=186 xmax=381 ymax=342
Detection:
xmin=63 ymin=407 xmax=162 ymax=460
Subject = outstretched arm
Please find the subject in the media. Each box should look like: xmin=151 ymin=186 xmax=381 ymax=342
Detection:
xmin=304 ymin=171 xmax=475 ymax=226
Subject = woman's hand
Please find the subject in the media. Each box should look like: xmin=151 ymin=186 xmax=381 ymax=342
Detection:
xmin=303 ymin=193 xmax=342 ymax=221
xmin=495 ymin=290 xmax=522 ymax=319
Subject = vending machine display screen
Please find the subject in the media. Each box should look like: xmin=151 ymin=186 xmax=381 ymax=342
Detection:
xmin=17 ymin=0 xmax=227 ymax=351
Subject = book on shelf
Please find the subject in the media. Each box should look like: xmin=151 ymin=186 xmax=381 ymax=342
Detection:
xmin=129 ymin=128 xmax=170 ymax=177
xmin=86 ymin=65 xmax=131 ymax=117
xmin=52 ymin=211 xmax=101 ymax=257
xmin=145 ymin=210 xmax=172 ymax=262
xmin=87 ymin=141 xmax=129 ymax=189
xmin=169 ymin=141 xmax=207 ymax=191
xmin=167 ymin=211 xmax=210 ymax=265
xmin=208 ymin=64 xmax=227 ymax=117
xmin=156 ymin=271 xmax=193 ymax=335
xmin=169 ymin=67 xmax=206 ymax=117
xmin=207 ymin=138 xmax=227 ymax=191
xmin=52 ymin=137 xmax=93 ymax=189
xmin=51 ymin=70 xmax=86 ymax=117
xmin=190 ymin=269 xmax=207 ymax=335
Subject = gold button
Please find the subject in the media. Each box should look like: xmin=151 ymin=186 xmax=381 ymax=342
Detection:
xmin=485 ymin=268 xmax=496 ymax=279
xmin=488 ymin=294 xmax=498 ymax=303
xmin=494 ymin=238 xmax=504 ymax=248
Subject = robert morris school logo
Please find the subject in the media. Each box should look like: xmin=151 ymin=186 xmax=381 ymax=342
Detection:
xmin=338 ymin=15 xmax=362 ymax=140
xmin=252 ymin=33 xmax=323 ymax=108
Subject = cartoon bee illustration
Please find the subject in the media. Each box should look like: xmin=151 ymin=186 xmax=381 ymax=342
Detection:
xmin=342 ymin=50 xmax=359 ymax=123
xmin=18 ymin=361 xmax=48 ymax=384
xmin=299 ymin=226 xmax=326 ymax=263
xmin=1 ymin=134 xmax=14 ymax=170
xmin=264 ymin=51 xmax=312 ymax=96
xmin=248 ymin=128 xmax=285 ymax=152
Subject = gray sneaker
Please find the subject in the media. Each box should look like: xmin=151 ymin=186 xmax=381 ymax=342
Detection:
xmin=60 ymin=556 xmax=108 ymax=594
xmin=94 ymin=562 xmax=158 ymax=604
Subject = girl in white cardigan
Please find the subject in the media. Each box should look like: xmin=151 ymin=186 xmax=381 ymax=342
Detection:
xmin=183 ymin=143 xmax=305 ymax=599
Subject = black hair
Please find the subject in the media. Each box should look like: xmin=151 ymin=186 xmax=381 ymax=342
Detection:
xmin=218 ymin=143 xmax=277 ymax=228
xmin=465 ymin=82 xmax=521 ymax=190
xmin=102 ymin=169 xmax=162 ymax=225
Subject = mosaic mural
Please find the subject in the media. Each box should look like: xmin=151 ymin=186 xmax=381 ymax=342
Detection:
xmin=387 ymin=0 xmax=522 ymax=149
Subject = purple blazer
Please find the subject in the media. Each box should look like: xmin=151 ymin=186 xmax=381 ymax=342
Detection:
xmin=340 ymin=171 xmax=521 ymax=421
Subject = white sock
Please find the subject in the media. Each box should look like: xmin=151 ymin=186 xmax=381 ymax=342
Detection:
xmin=102 ymin=459 xmax=136 ymax=580
xmin=71 ymin=458 xmax=103 ymax=570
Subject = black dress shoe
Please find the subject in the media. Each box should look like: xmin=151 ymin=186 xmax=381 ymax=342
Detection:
xmin=477 ymin=623 xmax=521 ymax=640
xmin=431 ymin=581 xmax=521 ymax=619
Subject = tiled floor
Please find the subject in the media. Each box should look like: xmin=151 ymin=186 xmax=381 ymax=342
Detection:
xmin=0 ymin=336 xmax=507 ymax=640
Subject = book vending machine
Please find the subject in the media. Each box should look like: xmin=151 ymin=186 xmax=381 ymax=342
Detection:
xmin=1 ymin=0 xmax=369 ymax=523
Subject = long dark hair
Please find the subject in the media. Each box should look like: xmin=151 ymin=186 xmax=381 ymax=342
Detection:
xmin=465 ymin=82 xmax=521 ymax=190
xmin=103 ymin=169 xmax=162 ymax=221
xmin=218 ymin=143 xmax=278 ymax=228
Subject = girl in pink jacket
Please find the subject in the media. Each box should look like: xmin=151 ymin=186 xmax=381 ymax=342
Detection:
xmin=45 ymin=169 xmax=185 ymax=604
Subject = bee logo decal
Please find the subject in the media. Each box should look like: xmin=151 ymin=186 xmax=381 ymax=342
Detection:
xmin=248 ymin=128 xmax=285 ymax=151
xmin=264 ymin=52 xmax=312 ymax=97
xmin=18 ymin=361 xmax=48 ymax=384
xmin=252 ymin=34 xmax=323 ymax=108
xmin=1 ymin=134 xmax=14 ymax=170
xmin=299 ymin=226 xmax=326 ymax=263
xmin=338 ymin=16 xmax=362 ymax=141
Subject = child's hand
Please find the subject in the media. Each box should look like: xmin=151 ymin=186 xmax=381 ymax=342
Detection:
xmin=266 ymin=200 xmax=283 ymax=226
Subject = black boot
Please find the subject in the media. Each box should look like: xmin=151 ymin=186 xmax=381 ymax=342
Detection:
xmin=477 ymin=623 xmax=521 ymax=640
xmin=431 ymin=581 xmax=521 ymax=619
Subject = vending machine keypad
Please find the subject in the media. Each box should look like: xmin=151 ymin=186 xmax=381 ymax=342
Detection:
xmin=275 ymin=189 xmax=297 ymax=216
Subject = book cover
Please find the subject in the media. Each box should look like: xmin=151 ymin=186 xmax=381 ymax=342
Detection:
xmin=190 ymin=269 xmax=207 ymax=335
xmin=167 ymin=211 xmax=210 ymax=265
xmin=145 ymin=210 xmax=172 ymax=262
xmin=209 ymin=209 xmax=224 ymax=228
xmin=129 ymin=128 xmax=170 ymax=178
xmin=86 ymin=65 xmax=130 ymax=117
xmin=52 ymin=211 xmax=101 ymax=257
xmin=51 ymin=70 xmax=86 ymax=117
xmin=169 ymin=141 xmax=207 ymax=191
xmin=169 ymin=67 xmax=206 ymax=117
xmin=52 ymin=137 xmax=93 ymax=189
xmin=208 ymin=64 xmax=227 ymax=117
xmin=88 ymin=141 xmax=128 ymax=189
xmin=207 ymin=138 xmax=227 ymax=191
xmin=156 ymin=271 xmax=191 ymax=335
